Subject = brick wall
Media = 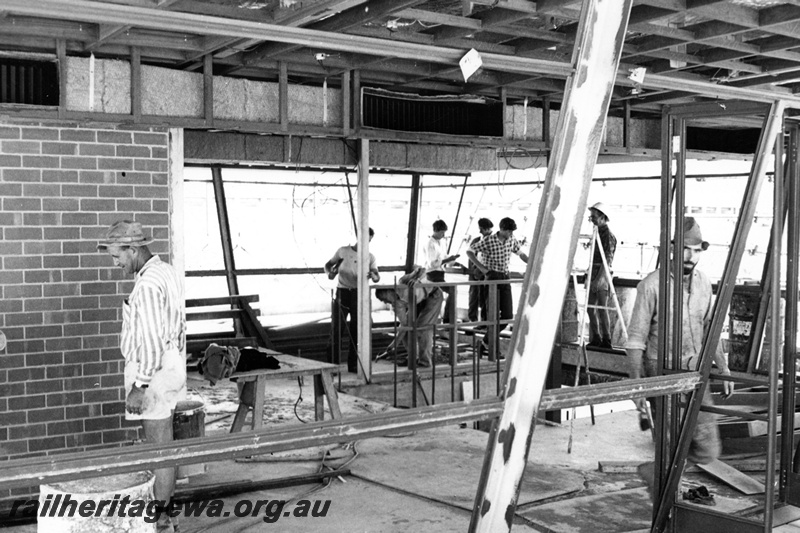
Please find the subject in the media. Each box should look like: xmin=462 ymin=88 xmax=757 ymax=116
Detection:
xmin=0 ymin=120 xmax=171 ymax=478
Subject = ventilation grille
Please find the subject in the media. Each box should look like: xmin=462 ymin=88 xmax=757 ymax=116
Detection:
xmin=0 ymin=57 xmax=59 ymax=106
xmin=361 ymin=87 xmax=503 ymax=137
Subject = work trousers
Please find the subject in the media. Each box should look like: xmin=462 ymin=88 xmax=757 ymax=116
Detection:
xmin=426 ymin=270 xmax=453 ymax=324
xmin=332 ymin=288 xmax=359 ymax=372
xmin=481 ymin=271 xmax=513 ymax=333
xmin=468 ymin=270 xmax=483 ymax=323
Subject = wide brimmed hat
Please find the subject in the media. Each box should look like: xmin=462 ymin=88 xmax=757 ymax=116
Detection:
xmin=679 ymin=216 xmax=709 ymax=251
xmin=97 ymin=220 xmax=153 ymax=250
xmin=588 ymin=202 xmax=610 ymax=221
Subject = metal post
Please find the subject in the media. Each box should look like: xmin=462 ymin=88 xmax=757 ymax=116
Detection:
xmin=357 ymin=138 xmax=371 ymax=381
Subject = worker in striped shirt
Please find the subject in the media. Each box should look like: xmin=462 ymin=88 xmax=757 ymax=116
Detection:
xmin=98 ymin=220 xmax=185 ymax=533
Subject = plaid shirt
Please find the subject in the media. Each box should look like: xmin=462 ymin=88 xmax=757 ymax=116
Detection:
xmin=469 ymin=232 xmax=521 ymax=273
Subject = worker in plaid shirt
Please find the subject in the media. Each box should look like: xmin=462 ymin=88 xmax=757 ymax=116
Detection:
xmin=466 ymin=217 xmax=528 ymax=354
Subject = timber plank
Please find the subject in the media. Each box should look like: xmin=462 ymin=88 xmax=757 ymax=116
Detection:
xmin=696 ymin=459 xmax=765 ymax=495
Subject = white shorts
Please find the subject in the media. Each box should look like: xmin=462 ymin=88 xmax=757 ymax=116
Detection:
xmin=124 ymin=347 xmax=186 ymax=421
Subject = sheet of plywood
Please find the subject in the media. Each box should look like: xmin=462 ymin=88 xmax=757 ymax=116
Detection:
xmin=697 ymin=459 xmax=765 ymax=495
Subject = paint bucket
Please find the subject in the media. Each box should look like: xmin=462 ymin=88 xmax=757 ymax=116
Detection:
xmin=38 ymin=471 xmax=155 ymax=532
xmin=172 ymin=400 xmax=205 ymax=479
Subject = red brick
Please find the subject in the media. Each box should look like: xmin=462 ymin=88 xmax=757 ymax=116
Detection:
xmin=84 ymin=335 xmax=119 ymax=349
xmin=134 ymin=159 xmax=167 ymax=172
xmin=0 ymin=155 xmax=22 ymax=166
xmin=116 ymin=199 xmax=152 ymax=212
xmin=9 ymin=423 xmax=47 ymax=440
xmin=43 ymin=197 xmax=80 ymax=212
xmin=83 ymin=388 xmax=119 ymax=403
xmin=77 ymin=170 xmax=112 ymax=184
xmin=80 ymin=200 xmax=115 ymax=215
xmin=0 ymin=126 xmax=21 ymax=139
xmin=98 ymin=131 xmax=132 ymax=144
xmin=0 ymin=411 xmax=26 ymax=425
xmin=152 ymin=173 xmax=168 ymax=185
xmin=82 ymin=362 xmax=118 ymax=376
xmin=102 ymin=401 xmax=126 ymax=416
xmin=41 ymin=142 xmax=77 ymax=155
xmin=0 ymin=299 xmax=22 ymax=313
xmin=0 ymin=183 xmax=21 ymax=196
xmin=0 ymin=271 xmax=23 ymax=285
xmin=2 ymin=168 xmax=40 ymax=182
xmin=100 ymin=374 xmax=124 ymax=388
xmin=28 ymin=407 xmax=65 ymax=423
xmin=152 ymin=147 xmax=168 ymax=158
xmin=22 ymin=298 xmax=60 ymax=313
xmin=85 ymin=415 xmax=120 ymax=431
xmin=6 ymin=340 xmax=45 ymax=355
xmin=63 ymin=322 xmax=98 ymax=336
xmin=3 ymin=197 xmax=41 ymax=211
xmin=81 ymin=308 xmax=112 ymax=321
xmin=61 ymin=296 xmax=98 ymax=310
xmin=81 ymin=282 xmax=116 ymax=295
xmin=64 ymin=350 xmax=101 ymax=365
xmin=42 ymin=169 xmax=78 ymax=183
xmin=9 ymin=396 xmax=45 ymax=411
xmin=100 ymin=322 xmax=122 ymax=335
xmin=79 ymin=143 xmax=116 ymax=156
xmin=43 ymin=283 xmax=80 ymax=298
xmin=47 ymin=419 xmax=84 ymax=436
xmin=27 ymin=379 xmax=64 ymax=395
xmin=117 ymin=171 xmax=149 ymax=184
xmin=6 ymin=312 xmax=44 ymax=327
xmin=0 ymin=428 xmax=7 ymax=441
xmin=134 ymin=185 xmax=166 ymax=198
xmin=46 ymin=392 xmax=83 ymax=407
xmin=21 ymin=128 xmax=59 ymax=141
xmin=63 ymin=269 xmax=99 ymax=283
xmin=4 ymin=227 xmax=43 ymax=241
xmin=102 ymin=429 xmax=136 ymax=445
xmin=65 ymin=404 xmax=94 ymax=419
xmin=45 ymin=365 xmax=80 ymax=380
xmin=98 ymin=268 xmax=125 ymax=282
xmin=65 ymin=431 xmax=103 ymax=448
xmin=26 ymin=326 xmax=65 ymax=340
xmin=22 ymin=155 xmax=60 ymax=168
xmin=61 ymin=212 xmax=97 ymax=225
xmin=0 ymin=439 xmax=30 ymax=456
xmin=98 ymin=158 xmax=134 ymax=171
xmin=23 ymin=212 xmax=58 ymax=226
xmin=45 ymin=337 xmax=81 ymax=353
xmin=26 ymin=351 xmax=63 ymax=366
xmin=134 ymin=132 xmax=167 ymax=145
xmin=8 ymin=367 xmax=45 ymax=382
xmin=4 ymin=255 xmax=43 ymax=270
xmin=60 ymin=129 xmax=96 ymax=142
xmin=24 ymin=270 xmax=62 ymax=284
xmin=61 ymin=184 xmax=98 ymax=196
xmin=43 ymin=227 xmax=80 ymax=240
xmin=2 ymin=140 xmax=40 ymax=154
xmin=43 ymin=255 xmax=78 ymax=269
xmin=61 ymin=157 xmax=97 ymax=170
xmin=116 ymin=145 xmax=150 ymax=157
xmin=28 ymin=436 xmax=66 ymax=452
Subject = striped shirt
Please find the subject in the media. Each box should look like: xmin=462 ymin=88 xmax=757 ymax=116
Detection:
xmin=469 ymin=232 xmax=521 ymax=273
xmin=120 ymin=255 xmax=185 ymax=384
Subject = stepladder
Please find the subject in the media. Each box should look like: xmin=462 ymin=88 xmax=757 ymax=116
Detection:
xmin=567 ymin=227 xmax=634 ymax=444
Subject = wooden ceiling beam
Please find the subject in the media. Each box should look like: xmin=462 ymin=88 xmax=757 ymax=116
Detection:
xmin=433 ymin=7 xmax=530 ymax=43
xmin=394 ymin=8 xmax=482 ymax=30
xmin=84 ymin=0 xmax=180 ymax=52
xmin=274 ymin=0 xmax=367 ymax=27
xmin=240 ymin=0 xmax=427 ymax=67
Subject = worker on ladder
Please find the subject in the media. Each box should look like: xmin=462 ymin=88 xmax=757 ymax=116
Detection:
xmin=587 ymin=202 xmax=617 ymax=349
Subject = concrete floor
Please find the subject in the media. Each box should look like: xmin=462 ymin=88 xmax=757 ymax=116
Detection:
xmin=7 ymin=368 xmax=791 ymax=532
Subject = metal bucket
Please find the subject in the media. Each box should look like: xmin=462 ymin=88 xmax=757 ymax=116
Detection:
xmin=173 ymin=400 xmax=205 ymax=478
